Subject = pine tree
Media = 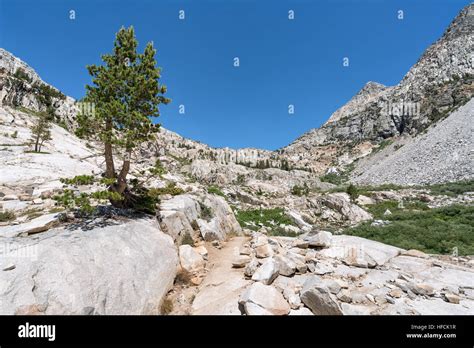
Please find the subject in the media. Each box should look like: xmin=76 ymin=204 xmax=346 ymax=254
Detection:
xmin=76 ymin=26 xmax=170 ymax=205
xmin=30 ymin=113 xmax=52 ymax=152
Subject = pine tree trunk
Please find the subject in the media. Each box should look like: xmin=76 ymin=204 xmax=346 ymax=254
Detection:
xmin=104 ymin=142 xmax=115 ymax=178
xmin=116 ymin=151 xmax=131 ymax=193
xmin=104 ymin=118 xmax=115 ymax=178
xmin=34 ymin=134 xmax=40 ymax=152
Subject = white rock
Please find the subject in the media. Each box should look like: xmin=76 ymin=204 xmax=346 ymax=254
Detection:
xmin=275 ymin=254 xmax=296 ymax=277
xmin=300 ymin=276 xmax=343 ymax=315
xmin=232 ymin=255 xmax=251 ymax=268
xmin=252 ymin=258 xmax=279 ymax=285
xmin=289 ymin=307 xmax=313 ymax=315
xmin=305 ymin=231 xmax=332 ymax=248
xmin=255 ymin=243 xmax=273 ymax=258
xmin=0 ymin=219 xmax=178 ymax=314
xmin=1 ymin=213 xmax=59 ymax=238
xmin=179 ymin=245 xmax=205 ymax=274
xmin=239 ymin=282 xmax=290 ymax=315
xmin=244 ymin=258 xmax=260 ymax=277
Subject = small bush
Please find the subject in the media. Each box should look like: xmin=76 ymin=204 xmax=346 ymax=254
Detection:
xmin=160 ymin=298 xmax=174 ymax=315
xmin=268 ymin=226 xmax=300 ymax=237
xmin=236 ymin=208 xmax=296 ymax=231
xmin=291 ymin=183 xmax=309 ymax=196
xmin=345 ymin=204 xmax=474 ymax=255
xmin=199 ymin=202 xmax=213 ymax=221
xmin=11 ymin=131 xmax=18 ymax=139
xmin=174 ymin=269 xmax=193 ymax=286
xmin=181 ymin=232 xmax=195 ymax=246
xmin=427 ymin=180 xmax=474 ymax=197
xmin=148 ymin=182 xmax=184 ymax=197
xmin=0 ymin=210 xmax=16 ymax=222
xmin=346 ymin=184 xmax=358 ymax=202
xmin=60 ymin=175 xmax=95 ymax=186
xmin=149 ymin=159 xmax=167 ymax=178
xmin=207 ymin=186 xmax=225 ymax=197
xmin=190 ymin=220 xmax=200 ymax=231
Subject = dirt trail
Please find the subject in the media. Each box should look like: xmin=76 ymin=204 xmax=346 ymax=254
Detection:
xmin=190 ymin=236 xmax=250 ymax=315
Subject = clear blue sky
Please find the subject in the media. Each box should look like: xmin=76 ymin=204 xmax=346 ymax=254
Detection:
xmin=0 ymin=0 xmax=470 ymax=150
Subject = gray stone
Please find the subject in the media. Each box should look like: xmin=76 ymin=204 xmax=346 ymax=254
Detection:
xmin=300 ymin=276 xmax=343 ymax=315
xmin=239 ymin=282 xmax=290 ymax=315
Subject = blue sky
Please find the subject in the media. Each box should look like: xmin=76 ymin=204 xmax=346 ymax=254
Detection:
xmin=0 ymin=0 xmax=470 ymax=150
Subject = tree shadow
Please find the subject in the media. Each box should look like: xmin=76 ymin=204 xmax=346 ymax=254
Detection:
xmin=64 ymin=205 xmax=152 ymax=231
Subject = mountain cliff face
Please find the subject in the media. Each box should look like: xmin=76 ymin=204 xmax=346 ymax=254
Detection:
xmin=0 ymin=48 xmax=78 ymax=129
xmin=281 ymin=4 xmax=474 ymax=175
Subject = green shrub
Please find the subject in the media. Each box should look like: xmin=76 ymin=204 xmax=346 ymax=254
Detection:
xmin=345 ymin=204 xmax=474 ymax=255
xmin=427 ymin=180 xmax=474 ymax=197
xmin=346 ymin=183 xmax=358 ymax=201
xmin=60 ymin=175 xmax=95 ymax=186
xmin=235 ymin=208 xmax=296 ymax=231
xmin=371 ymin=139 xmax=393 ymax=154
xmin=207 ymin=186 xmax=225 ymax=197
xmin=13 ymin=68 xmax=32 ymax=83
xmin=181 ymin=232 xmax=195 ymax=246
xmin=291 ymin=184 xmax=309 ymax=196
xmin=267 ymin=226 xmax=300 ymax=237
xmin=148 ymin=159 xmax=167 ymax=178
xmin=320 ymin=172 xmax=343 ymax=185
xmin=148 ymin=182 xmax=184 ymax=197
xmin=0 ymin=210 xmax=16 ymax=222
xmin=53 ymin=189 xmax=123 ymax=216
xmin=199 ymin=202 xmax=213 ymax=221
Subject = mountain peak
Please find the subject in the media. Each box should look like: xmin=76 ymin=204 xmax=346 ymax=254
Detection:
xmin=324 ymin=81 xmax=389 ymax=125
xmin=442 ymin=3 xmax=474 ymax=40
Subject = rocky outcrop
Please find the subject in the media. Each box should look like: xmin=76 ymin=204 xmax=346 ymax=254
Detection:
xmin=0 ymin=218 xmax=178 ymax=314
xmin=158 ymin=193 xmax=242 ymax=243
xmin=0 ymin=49 xmax=78 ymax=128
xmin=351 ymin=99 xmax=474 ymax=185
xmin=320 ymin=193 xmax=373 ymax=224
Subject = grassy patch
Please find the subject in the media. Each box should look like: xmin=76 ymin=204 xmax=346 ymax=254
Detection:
xmin=180 ymin=232 xmax=195 ymax=246
xmin=345 ymin=204 xmax=474 ymax=255
xmin=365 ymin=200 xmax=429 ymax=219
xmin=235 ymin=207 xmax=296 ymax=231
xmin=160 ymin=298 xmax=174 ymax=315
xmin=267 ymin=226 xmax=300 ymax=237
xmin=0 ymin=210 xmax=16 ymax=222
xmin=426 ymin=180 xmax=474 ymax=197
xmin=207 ymin=186 xmax=225 ymax=197
xmin=60 ymin=175 xmax=95 ymax=186
xmin=320 ymin=163 xmax=355 ymax=185
xmin=291 ymin=184 xmax=309 ymax=196
xmin=199 ymin=202 xmax=213 ymax=221
xmin=148 ymin=182 xmax=184 ymax=197
xmin=371 ymin=139 xmax=394 ymax=154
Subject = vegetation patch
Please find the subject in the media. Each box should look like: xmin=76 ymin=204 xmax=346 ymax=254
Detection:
xmin=426 ymin=180 xmax=474 ymax=197
xmin=148 ymin=182 xmax=184 ymax=197
xmin=235 ymin=207 xmax=296 ymax=232
xmin=199 ymin=202 xmax=213 ymax=221
xmin=345 ymin=204 xmax=474 ymax=255
xmin=207 ymin=186 xmax=225 ymax=197
xmin=291 ymin=183 xmax=309 ymax=196
xmin=0 ymin=210 xmax=16 ymax=222
xmin=60 ymin=175 xmax=95 ymax=186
